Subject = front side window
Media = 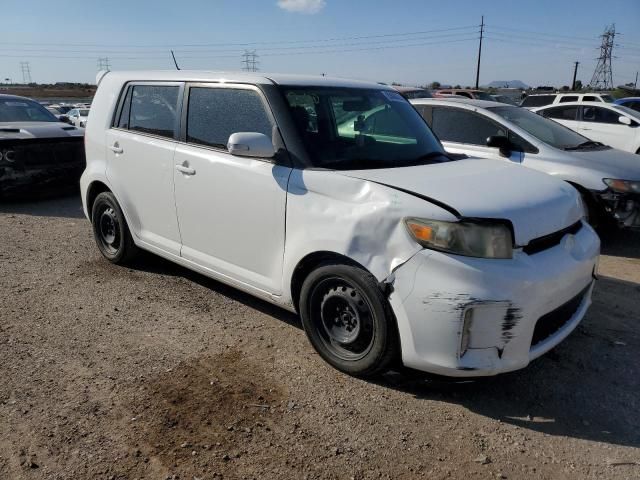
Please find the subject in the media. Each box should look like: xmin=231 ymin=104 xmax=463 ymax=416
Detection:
xmin=186 ymin=87 xmax=273 ymax=150
xmin=521 ymin=95 xmax=555 ymax=107
xmin=583 ymin=96 xmax=599 ymax=102
xmin=582 ymin=106 xmax=622 ymax=124
xmin=541 ymin=106 xmax=578 ymax=121
xmin=431 ymin=107 xmax=506 ymax=145
xmin=281 ymin=87 xmax=446 ymax=169
xmin=489 ymin=105 xmax=592 ymax=150
xmin=601 ymin=95 xmax=614 ymax=103
xmin=128 ymin=85 xmax=180 ymax=139
xmin=0 ymin=98 xmax=59 ymax=122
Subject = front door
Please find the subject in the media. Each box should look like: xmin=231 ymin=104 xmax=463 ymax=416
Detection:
xmin=173 ymin=84 xmax=290 ymax=295
xmin=579 ymin=105 xmax=628 ymax=150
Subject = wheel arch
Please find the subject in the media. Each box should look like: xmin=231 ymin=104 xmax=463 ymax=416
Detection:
xmin=86 ymin=180 xmax=112 ymax=221
xmin=289 ymin=251 xmax=371 ymax=313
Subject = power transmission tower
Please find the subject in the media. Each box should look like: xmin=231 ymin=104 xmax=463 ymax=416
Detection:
xmin=20 ymin=62 xmax=32 ymax=84
xmin=589 ymin=25 xmax=615 ymax=90
xmin=474 ymin=15 xmax=484 ymax=89
xmin=241 ymin=50 xmax=259 ymax=72
xmin=97 ymin=57 xmax=111 ymax=71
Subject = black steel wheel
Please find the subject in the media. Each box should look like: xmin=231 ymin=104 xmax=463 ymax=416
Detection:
xmin=91 ymin=191 xmax=139 ymax=264
xmin=299 ymin=263 xmax=399 ymax=377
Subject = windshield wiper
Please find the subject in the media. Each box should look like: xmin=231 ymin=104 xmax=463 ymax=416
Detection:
xmin=564 ymin=140 xmax=605 ymax=151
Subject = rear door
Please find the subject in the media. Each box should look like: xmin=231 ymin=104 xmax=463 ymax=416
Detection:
xmin=579 ymin=105 xmax=628 ymax=149
xmin=428 ymin=106 xmax=523 ymax=162
xmin=105 ymin=82 xmax=183 ymax=255
xmin=172 ymin=83 xmax=290 ymax=294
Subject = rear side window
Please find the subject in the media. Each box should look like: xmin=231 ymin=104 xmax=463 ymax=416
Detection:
xmin=582 ymin=106 xmax=621 ymax=124
xmin=541 ymin=106 xmax=578 ymax=121
xmin=559 ymin=96 xmax=578 ymax=103
xmin=583 ymin=96 xmax=599 ymax=102
xmin=431 ymin=107 xmax=506 ymax=145
xmin=186 ymin=87 xmax=273 ymax=149
xmin=521 ymin=95 xmax=555 ymax=107
xmin=128 ymin=85 xmax=180 ymax=139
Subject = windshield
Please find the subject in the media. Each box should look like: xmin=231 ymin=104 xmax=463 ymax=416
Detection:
xmin=0 ymin=98 xmax=58 ymax=123
xmin=488 ymin=105 xmax=593 ymax=150
xmin=602 ymin=94 xmax=614 ymax=103
xmin=280 ymin=87 xmax=447 ymax=169
xmin=612 ymin=105 xmax=640 ymax=119
xmin=473 ymin=91 xmax=495 ymax=101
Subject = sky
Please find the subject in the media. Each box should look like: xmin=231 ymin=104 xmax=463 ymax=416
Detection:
xmin=1 ymin=0 xmax=639 ymax=87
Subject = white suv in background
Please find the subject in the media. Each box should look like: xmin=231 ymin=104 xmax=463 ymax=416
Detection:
xmin=521 ymin=92 xmax=615 ymax=109
xmin=81 ymin=70 xmax=599 ymax=378
xmin=533 ymin=101 xmax=640 ymax=154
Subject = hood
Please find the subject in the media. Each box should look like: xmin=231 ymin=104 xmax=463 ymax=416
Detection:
xmin=560 ymin=147 xmax=640 ymax=182
xmin=338 ymin=158 xmax=583 ymax=246
xmin=0 ymin=121 xmax=84 ymax=140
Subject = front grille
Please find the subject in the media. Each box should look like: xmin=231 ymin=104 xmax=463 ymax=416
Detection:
xmin=523 ymin=221 xmax=582 ymax=255
xmin=531 ymin=285 xmax=590 ymax=347
xmin=1 ymin=137 xmax=85 ymax=168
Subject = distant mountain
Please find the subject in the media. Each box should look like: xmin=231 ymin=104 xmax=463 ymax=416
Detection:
xmin=485 ymin=80 xmax=529 ymax=89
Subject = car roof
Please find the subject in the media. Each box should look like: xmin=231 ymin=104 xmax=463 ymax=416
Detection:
xmin=533 ymin=101 xmax=618 ymax=108
xmin=410 ymin=97 xmax=505 ymax=109
xmin=100 ymin=70 xmax=393 ymax=90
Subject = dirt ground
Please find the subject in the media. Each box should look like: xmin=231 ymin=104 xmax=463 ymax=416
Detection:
xmin=0 ymin=192 xmax=639 ymax=480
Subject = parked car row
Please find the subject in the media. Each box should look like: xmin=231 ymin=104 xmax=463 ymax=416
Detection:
xmin=79 ymin=70 xmax=604 ymax=380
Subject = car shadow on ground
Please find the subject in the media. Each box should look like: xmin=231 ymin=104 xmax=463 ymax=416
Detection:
xmin=600 ymin=228 xmax=640 ymax=259
xmin=0 ymin=190 xmax=84 ymax=219
xmin=129 ymin=249 xmax=640 ymax=448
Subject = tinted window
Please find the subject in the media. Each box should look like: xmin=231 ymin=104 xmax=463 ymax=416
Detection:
xmin=129 ymin=85 xmax=180 ymax=139
xmin=455 ymin=92 xmax=472 ymax=99
xmin=542 ymin=106 xmax=578 ymax=121
xmin=583 ymin=96 xmax=598 ymax=102
xmin=117 ymin=86 xmax=132 ymax=129
xmin=187 ymin=87 xmax=273 ymax=149
xmin=521 ymin=95 xmax=555 ymax=107
xmin=0 ymin=98 xmax=59 ymax=122
xmin=431 ymin=107 xmax=506 ymax=145
xmin=582 ymin=106 xmax=621 ymax=124
xmin=559 ymin=96 xmax=578 ymax=103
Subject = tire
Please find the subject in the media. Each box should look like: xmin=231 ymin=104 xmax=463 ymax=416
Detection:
xmin=299 ymin=263 xmax=399 ymax=377
xmin=91 ymin=191 xmax=139 ymax=264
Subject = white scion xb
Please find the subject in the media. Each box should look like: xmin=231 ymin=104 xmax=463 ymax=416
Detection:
xmin=81 ymin=70 xmax=600 ymax=377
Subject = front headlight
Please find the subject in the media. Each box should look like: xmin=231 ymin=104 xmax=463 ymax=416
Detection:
xmin=603 ymin=178 xmax=640 ymax=193
xmin=404 ymin=217 xmax=513 ymax=259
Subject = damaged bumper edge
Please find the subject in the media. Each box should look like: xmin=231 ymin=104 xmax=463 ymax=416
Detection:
xmin=387 ymin=222 xmax=600 ymax=377
xmin=595 ymin=190 xmax=640 ymax=228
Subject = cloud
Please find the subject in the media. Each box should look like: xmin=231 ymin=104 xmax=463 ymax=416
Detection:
xmin=277 ymin=0 xmax=326 ymax=14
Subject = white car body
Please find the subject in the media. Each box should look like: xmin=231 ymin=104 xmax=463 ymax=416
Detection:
xmin=521 ymin=92 xmax=614 ymax=109
xmin=411 ymin=98 xmax=640 ymax=228
xmin=81 ymin=70 xmax=599 ymax=377
xmin=531 ymin=102 xmax=640 ymax=154
xmin=67 ymin=108 xmax=90 ymax=128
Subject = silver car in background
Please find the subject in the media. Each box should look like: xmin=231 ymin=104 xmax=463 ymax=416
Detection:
xmin=411 ymin=98 xmax=640 ymax=228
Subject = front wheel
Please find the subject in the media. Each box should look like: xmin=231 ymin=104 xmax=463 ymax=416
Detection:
xmin=91 ymin=191 xmax=139 ymax=264
xmin=299 ymin=263 xmax=399 ymax=377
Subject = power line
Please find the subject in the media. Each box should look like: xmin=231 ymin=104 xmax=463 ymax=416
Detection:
xmin=590 ymin=25 xmax=616 ymax=89
xmin=19 ymin=61 xmax=31 ymax=83
xmin=241 ymin=50 xmax=259 ymax=72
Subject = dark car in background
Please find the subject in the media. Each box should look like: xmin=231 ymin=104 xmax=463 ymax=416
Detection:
xmin=615 ymin=97 xmax=640 ymax=113
xmin=392 ymin=86 xmax=433 ymax=99
xmin=0 ymin=94 xmax=85 ymax=197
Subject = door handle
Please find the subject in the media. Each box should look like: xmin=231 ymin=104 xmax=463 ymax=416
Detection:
xmin=109 ymin=142 xmax=123 ymax=154
xmin=175 ymin=163 xmax=196 ymax=175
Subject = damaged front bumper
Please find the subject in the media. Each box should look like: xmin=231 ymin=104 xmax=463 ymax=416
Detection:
xmin=388 ymin=220 xmax=600 ymax=377
xmin=0 ymin=137 xmax=85 ymax=196
xmin=596 ymin=190 xmax=640 ymax=228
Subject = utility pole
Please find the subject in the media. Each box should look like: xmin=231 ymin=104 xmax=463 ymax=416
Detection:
xmin=571 ymin=61 xmax=579 ymax=90
xmin=19 ymin=62 xmax=32 ymax=84
xmin=474 ymin=15 xmax=484 ymax=90
xmin=241 ymin=50 xmax=259 ymax=72
xmin=635 ymin=71 xmax=638 ymax=89
xmin=589 ymin=24 xmax=615 ymax=90
xmin=97 ymin=57 xmax=111 ymax=71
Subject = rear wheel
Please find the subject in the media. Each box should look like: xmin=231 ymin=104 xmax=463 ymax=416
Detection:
xmin=299 ymin=263 xmax=399 ymax=377
xmin=91 ymin=192 xmax=139 ymax=264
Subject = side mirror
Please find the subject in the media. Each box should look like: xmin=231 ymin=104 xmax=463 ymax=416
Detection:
xmin=486 ymin=135 xmax=512 ymax=156
xmin=618 ymin=115 xmax=632 ymax=126
xmin=227 ymin=132 xmax=275 ymax=158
